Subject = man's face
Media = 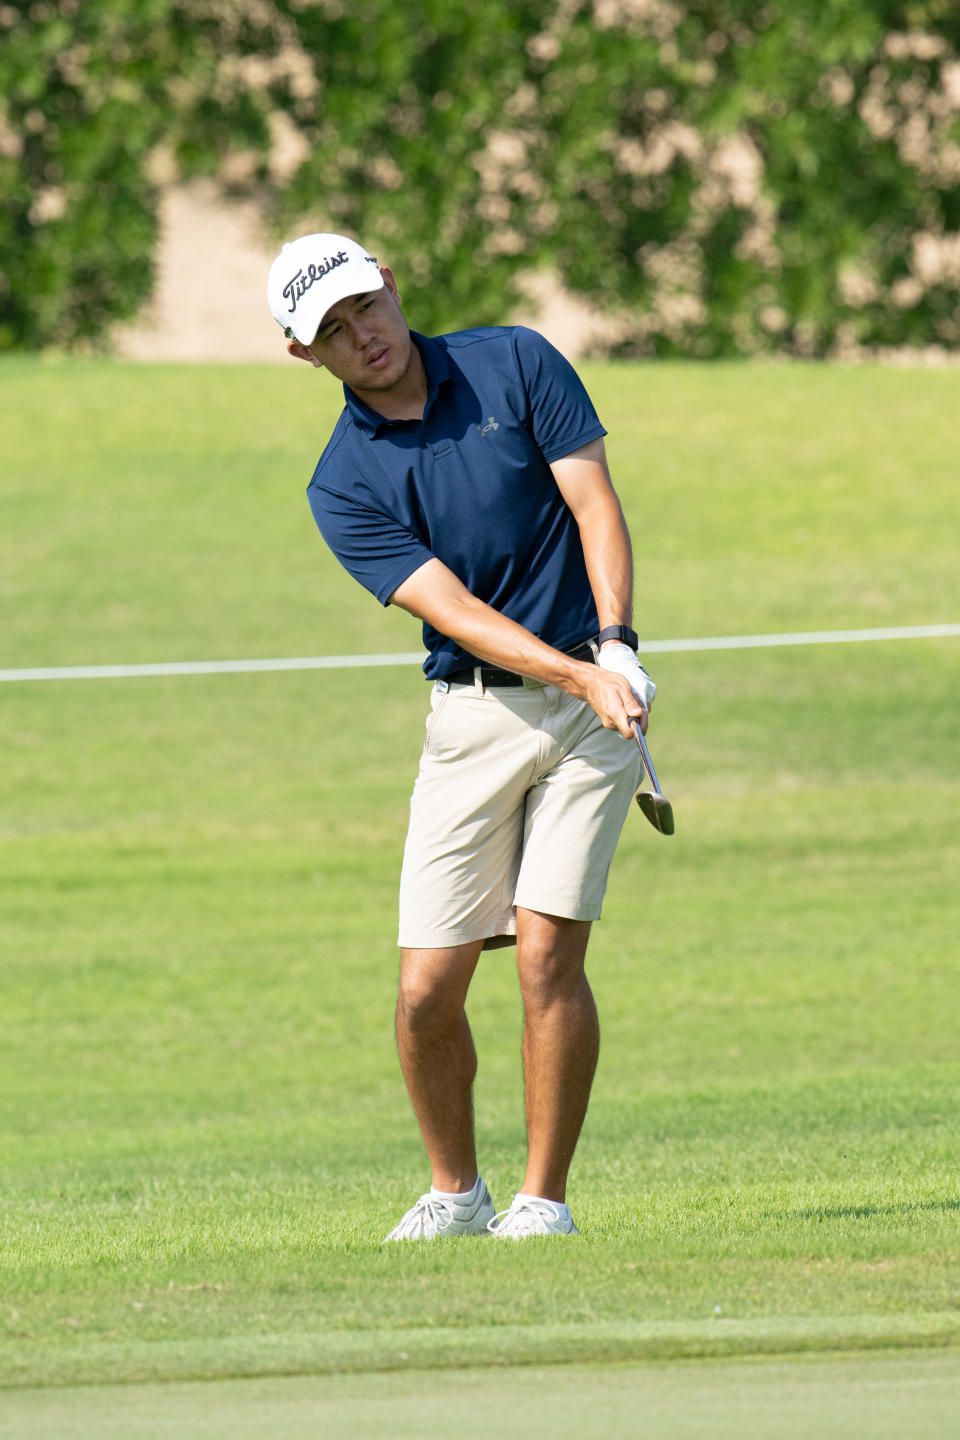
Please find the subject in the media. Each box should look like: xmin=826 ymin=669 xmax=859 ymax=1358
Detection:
xmin=306 ymin=270 xmax=412 ymax=394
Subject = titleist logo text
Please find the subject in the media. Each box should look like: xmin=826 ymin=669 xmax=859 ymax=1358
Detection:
xmin=283 ymin=252 xmax=349 ymax=313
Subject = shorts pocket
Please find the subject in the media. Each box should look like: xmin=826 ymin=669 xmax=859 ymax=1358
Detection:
xmin=423 ymin=687 xmax=451 ymax=750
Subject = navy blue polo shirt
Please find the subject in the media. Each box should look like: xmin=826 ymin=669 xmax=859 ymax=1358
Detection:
xmin=306 ymin=325 xmax=607 ymax=681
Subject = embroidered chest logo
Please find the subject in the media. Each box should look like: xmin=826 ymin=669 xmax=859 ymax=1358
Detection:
xmin=476 ymin=417 xmax=500 ymax=436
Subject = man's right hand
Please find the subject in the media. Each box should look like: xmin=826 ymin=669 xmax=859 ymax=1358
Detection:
xmin=389 ymin=558 xmax=653 ymax=736
xmin=582 ymin=664 xmax=649 ymax=739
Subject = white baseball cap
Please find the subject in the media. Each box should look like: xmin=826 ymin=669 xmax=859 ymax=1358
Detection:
xmin=266 ymin=232 xmax=384 ymax=344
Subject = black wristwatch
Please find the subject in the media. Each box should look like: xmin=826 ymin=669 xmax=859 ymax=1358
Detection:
xmin=597 ymin=624 xmax=639 ymax=652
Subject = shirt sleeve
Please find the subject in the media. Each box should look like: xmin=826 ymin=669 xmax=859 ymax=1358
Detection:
xmin=512 ymin=326 xmax=607 ymax=463
xmin=307 ymin=482 xmax=435 ymax=606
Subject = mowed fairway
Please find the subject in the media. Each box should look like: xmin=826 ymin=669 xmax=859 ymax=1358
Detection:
xmin=1 ymin=359 xmax=958 ymax=1429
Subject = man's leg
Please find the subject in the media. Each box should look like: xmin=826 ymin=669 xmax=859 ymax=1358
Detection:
xmin=515 ymin=907 xmax=598 ymax=1203
xmin=396 ymin=941 xmax=484 ymax=1192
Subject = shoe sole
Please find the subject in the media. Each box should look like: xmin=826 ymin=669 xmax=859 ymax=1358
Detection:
xmin=489 ymin=1219 xmax=579 ymax=1238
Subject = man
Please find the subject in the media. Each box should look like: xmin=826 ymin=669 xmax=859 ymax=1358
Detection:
xmin=267 ymin=233 xmax=657 ymax=1240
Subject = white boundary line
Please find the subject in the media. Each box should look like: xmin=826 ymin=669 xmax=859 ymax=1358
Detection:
xmin=1 ymin=625 xmax=958 ymax=684
xmin=638 ymin=622 xmax=960 ymax=653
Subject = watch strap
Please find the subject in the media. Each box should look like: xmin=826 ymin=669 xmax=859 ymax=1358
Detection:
xmin=597 ymin=624 xmax=639 ymax=652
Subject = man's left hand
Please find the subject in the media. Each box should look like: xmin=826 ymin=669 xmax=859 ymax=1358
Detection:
xmin=597 ymin=642 xmax=657 ymax=712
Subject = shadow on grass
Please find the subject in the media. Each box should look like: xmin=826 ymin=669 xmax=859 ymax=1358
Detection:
xmin=771 ymin=1199 xmax=960 ymax=1221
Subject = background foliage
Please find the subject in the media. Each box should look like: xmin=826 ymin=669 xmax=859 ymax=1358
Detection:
xmin=2 ymin=0 xmax=960 ymax=355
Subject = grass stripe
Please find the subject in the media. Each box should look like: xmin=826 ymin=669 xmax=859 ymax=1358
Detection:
xmin=4 ymin=1313 xmax=960 ymax=1392
xmin=3 ymin=1353 xmax=960 ymax=1440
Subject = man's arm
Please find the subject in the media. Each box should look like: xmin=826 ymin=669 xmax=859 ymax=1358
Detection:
xmin=548 ymin=437 xmax=633 ymax=637
xmin=550 ymin=436 xmax=657 ymax=716
xmin=389 ymin=560 xmax=647 ymax=738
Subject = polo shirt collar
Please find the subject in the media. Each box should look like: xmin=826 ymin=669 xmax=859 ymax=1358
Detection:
xmin=342 ymin=332 xmax=452 ymax=434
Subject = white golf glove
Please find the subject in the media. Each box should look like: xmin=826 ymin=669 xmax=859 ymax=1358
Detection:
xmin=597 ymin=642 xmax=657 ymax=710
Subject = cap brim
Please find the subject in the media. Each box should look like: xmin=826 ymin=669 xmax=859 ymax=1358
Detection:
xmin=285 ymin=265 xmax=385 ymax=345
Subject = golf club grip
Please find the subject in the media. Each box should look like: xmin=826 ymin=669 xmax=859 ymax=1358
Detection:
xmin=631 ymin=719 xmax=647 ymax=782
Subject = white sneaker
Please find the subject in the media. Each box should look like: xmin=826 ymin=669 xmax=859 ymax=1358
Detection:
xmin=488 ymin=1193 xmax=579 ymax=1238
xmin=382 ymin=1179 xmax=495 ymax=1242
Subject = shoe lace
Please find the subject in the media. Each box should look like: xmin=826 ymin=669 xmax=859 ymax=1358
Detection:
xmin=391 ymin=1193 xmax=458 ymax=1239
xmin=489 ymin=1198 xmax=562 ymax=1235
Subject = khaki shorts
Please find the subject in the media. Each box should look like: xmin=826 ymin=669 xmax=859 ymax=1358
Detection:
xmin=397 ymin=674 xmax=644 ymax=949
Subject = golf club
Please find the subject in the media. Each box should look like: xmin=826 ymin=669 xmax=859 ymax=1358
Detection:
xmin=631 ymin=720 xmax=675 ymax=835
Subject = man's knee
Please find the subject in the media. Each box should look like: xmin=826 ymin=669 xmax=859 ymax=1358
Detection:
xmin=396 ymin=974 xmax=457 ymax=1033
xmin=397 ymin=945 xmax=480 ymax=1032
xmin=516 ymin=913 xmax=592 ymax=1008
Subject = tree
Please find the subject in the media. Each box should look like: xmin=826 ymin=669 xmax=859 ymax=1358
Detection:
xmin=2 ymin=0 xmax=959 ymax=355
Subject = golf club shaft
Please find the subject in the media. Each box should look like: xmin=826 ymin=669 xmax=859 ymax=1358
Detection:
xmin=631 ymin=719 xmax=664 ymax=797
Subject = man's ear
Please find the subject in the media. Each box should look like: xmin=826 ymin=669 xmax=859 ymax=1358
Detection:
xmin=287 ymin=339 xmax=323 ymax=369
xmin=380 ymin=267 xmax=401 ymax=305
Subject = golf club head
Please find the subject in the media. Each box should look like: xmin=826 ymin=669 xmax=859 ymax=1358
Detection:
xmin=630 ymin=720 xmax=675 ymax=835
xmin=635 ymin=788 xmax=675 ymax=835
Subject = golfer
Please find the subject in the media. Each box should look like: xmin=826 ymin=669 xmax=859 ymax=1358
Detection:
xmin=267 ymin=234 xmax=657 ymax=1240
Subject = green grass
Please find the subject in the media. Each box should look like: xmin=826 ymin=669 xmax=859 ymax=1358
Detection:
xmin=5 ymin=1352 xmax=960 ymax=1440
xmin=1 ymin=359 xmax=959 ymax=1396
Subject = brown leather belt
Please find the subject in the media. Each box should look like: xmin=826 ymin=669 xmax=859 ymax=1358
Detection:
xmin=445 ymin=639 xmax=597 ymax=689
